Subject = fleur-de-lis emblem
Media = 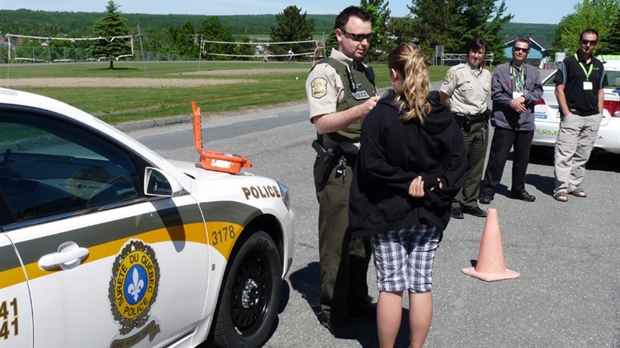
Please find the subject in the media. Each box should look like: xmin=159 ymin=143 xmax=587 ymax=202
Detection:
xmin=109 ymin=241 xmax=160 ymax=335
xmin=128 ymin=268 xmax=144 ymax=302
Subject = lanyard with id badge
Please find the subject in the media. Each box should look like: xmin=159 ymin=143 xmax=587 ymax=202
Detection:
xmin=511 ymin=65 xmax=526 ymax=99
xmin=575 ymin=53 xmax=594 ymax=90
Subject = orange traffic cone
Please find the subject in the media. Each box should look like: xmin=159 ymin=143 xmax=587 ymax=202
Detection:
xmin=461 ymin=208 xmax=520 ymax=282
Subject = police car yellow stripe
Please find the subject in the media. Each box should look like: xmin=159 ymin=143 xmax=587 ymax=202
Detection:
xmin=1 ymin=221 xmax=246 ymax=289
xmin=205 ymin=221 xmax=245 ymax=261
xmin=1 ymin=201 xmax=263 ymax=289
xmin=2 ymin=202 xmax=260 ymax=268
xmin=0 ymin=267 xmax=28 ymax=290
xmin=20 ymin=222 xmax=209 ymax=285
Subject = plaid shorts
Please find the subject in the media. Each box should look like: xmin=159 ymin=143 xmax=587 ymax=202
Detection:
xmin=370 ymin=224 xmax=440 ymax=293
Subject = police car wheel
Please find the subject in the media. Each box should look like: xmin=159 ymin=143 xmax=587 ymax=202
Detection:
xmin=209 ymin=230 xmax=282 ymax=347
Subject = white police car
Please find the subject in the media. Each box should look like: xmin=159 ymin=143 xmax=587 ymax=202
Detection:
xmin=0 ymin=88 xmax=294 ymax=348
xmin=532 ymin=55 xmax=620 ymax=154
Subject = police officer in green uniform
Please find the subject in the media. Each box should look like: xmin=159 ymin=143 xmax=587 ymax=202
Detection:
xmin=440 ymin=37 xmax=492 ymax=219
xmin=305 ymin=6 xmax=380 ymax=339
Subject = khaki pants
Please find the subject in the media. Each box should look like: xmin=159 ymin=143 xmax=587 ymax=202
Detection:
xmin=553 ymin=112 xmax=602 ymax=195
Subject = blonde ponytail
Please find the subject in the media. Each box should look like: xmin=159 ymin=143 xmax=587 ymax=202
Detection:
xmin=387 ymin=43 xmax=431 ymax=123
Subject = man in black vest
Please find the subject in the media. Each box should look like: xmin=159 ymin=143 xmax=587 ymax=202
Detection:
xmin=305 ymin=5 xmax=379 ymax=339
xmin=553 ymin=28 xmax=608 ymax=202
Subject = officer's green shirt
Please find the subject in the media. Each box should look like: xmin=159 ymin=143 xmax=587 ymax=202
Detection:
xmin=440 ymin=62 xmax=491 ymax=115
xmin=306 ymin=49 xmax=375 ymax=142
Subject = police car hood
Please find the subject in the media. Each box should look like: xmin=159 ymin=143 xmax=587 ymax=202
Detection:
xmin=382 ymin=90 xmax=454 ymax=135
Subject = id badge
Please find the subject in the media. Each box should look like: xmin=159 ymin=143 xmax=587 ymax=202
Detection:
xmin=583 ymin=81 xmax=593 ymax=90
xmin=512 ymin=92 xmax=523 ymax=99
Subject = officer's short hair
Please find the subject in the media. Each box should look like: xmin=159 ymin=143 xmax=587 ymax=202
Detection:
xmin=466 ymin=37 xmax=489 ymax=55
xmin=335 ymin=6 xmax=371 ymax=30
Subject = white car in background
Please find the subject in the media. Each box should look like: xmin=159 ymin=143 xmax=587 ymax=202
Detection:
xmin=0 ymin=88 xmax=294 ymax=348
xmin=533 ymin=55 xmax=620 ymax=154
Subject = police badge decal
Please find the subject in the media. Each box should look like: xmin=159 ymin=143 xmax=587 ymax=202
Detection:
xmin=108 ymin=240 xmax=161 ymax=348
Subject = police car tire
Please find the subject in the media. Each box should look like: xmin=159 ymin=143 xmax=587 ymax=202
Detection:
xmin=209 ymin=230 xmax=282 ymax=348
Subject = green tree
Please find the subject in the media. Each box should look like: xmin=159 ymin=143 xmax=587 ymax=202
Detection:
xmin=167 ymin=25 xmax=180 ymax=54
xmin=552 ymin=0 xmax=620 ymax=55
xmin=360 ymin=0 xmax=391 ymax=61
xmin=549 ymin=14 xmax=574 ymax=58
xmin=48 ymin=39 xmax=77 ymax=62
xmin=142 ymin=26 xmax=174 ymax=53
xmin=92 ymin=0 xmax=131 ymax=69
xmin=236 ymin=29 xmax=257 ymax=60
xmin=607 ymin=10 xmax=620 ymax=53
xmin=19 ymin=39 xmax=42 ymax=47
xmin=407 ymin=0 xmax=512 ymax=64
xmin=198 ymin=16 xmax=236 ymax=60
xmin=384 ymin=17 xmax=417 ymax=48
xmin=174 ymin=21 xmax=199 ymax=58
xmin=457 ymin=0 xmax=513 ymax=64
xmin=269 ymin=6 xmax=315 ymax=60
xmin=408 ymin=0 xmax=463 ymax=63
xmin=324 ymin=30 xmax=338 ymax=55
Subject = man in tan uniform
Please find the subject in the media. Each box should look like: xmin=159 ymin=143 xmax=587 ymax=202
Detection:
xmin=440 ymin=37 xmax=492 ymax=219
xmin=305 ymin=5 xmax=380 ymax=339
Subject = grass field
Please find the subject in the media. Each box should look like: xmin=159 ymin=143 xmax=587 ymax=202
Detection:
xmin=0 ymin=60 xmax=451 ymax=125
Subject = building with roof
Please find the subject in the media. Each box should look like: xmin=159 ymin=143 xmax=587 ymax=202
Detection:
xmin=503 ymin=36 xmax=553 ymax=66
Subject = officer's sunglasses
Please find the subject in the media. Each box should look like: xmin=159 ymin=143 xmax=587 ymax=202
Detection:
xmin=340 ymin=29 xmax=373 ymax=42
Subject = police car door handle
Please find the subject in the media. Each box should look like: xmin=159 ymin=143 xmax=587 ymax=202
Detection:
xmin=38 ymin=241 xmax=89 ymax=270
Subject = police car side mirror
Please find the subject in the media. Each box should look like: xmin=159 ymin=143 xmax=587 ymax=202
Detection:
xmin=144 ymin=167 xmax=183 ymax=197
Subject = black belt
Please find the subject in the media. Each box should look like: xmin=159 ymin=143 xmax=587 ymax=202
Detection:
xmin=456 ymin=112 xmax=487 ymax=124
xmin=314 ymin=138 xmax=358 ymax=165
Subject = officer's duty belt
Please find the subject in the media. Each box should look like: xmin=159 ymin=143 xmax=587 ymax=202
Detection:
xmin=455 ymin=112 xmax=487 ymax=124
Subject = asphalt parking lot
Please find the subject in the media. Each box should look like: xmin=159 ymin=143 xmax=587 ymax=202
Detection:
xmin=126 ymin=82 xmax=620 ymax=348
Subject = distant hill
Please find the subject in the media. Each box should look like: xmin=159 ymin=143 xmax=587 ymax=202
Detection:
xmin=499 ymin=22 xmax=557 ymax=42
xmin=0 ymin=9 xmax=335 ymax=37
xmin=0 ymin=9 xmax=555 ymax=41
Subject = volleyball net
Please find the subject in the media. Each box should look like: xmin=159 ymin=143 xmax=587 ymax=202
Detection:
xmin=200 ymin=39 xmax=324 ymax=61
xmin=5 ymin=34 xmax=135 ymax=63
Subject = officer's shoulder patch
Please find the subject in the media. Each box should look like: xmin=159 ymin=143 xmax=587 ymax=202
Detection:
xmin=443 ymin=72 xmax=454 ymax=85
xmin=311 ymin=77 xmax=328 ymax=99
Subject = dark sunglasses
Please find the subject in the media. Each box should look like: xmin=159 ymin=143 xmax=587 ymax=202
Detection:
xmin=340 ymin=29 xmax=373 ymax=42
xmin=514 ymin=47 xmax=530 ymax=52
xmin=581 ymin=39 xmax=598 ymax=45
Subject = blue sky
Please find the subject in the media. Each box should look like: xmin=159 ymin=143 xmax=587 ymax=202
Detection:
xmin=0 ymin=0 xmax=581 ymax=24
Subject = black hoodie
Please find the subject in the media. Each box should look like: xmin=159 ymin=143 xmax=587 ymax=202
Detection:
xmin=349 ymin=90 xmax=466 ymax=238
